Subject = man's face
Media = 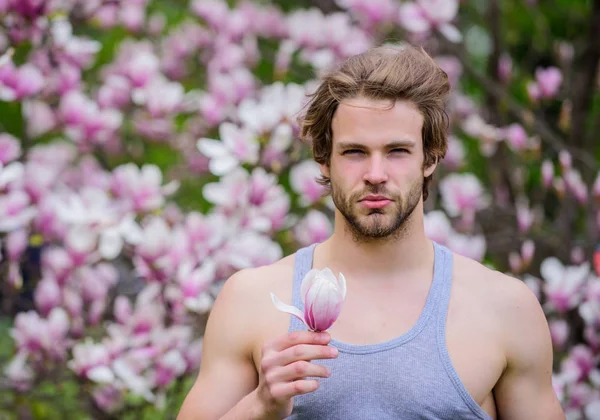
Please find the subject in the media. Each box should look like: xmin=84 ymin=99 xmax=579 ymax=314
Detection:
xmin=322 ymin=96 xmax=436 ymax=242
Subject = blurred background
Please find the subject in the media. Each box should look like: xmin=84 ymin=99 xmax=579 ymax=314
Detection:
xmin=0 ymin=0 xmax=599 ymax=418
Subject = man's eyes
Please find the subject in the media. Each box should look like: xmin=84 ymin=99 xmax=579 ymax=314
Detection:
xmin=342 ymin=149 xmax=408 ymax=155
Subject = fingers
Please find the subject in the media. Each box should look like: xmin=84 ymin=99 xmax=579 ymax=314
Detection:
xmin=265 ymin=360 xmax=331 ymax=385
xmin=268 ymin=379 xmax=320 ymax=401
xmin=266 ymin=331 xmax=331 ymax=353
xmin=267 ymin=343 xmax=338 ymax=369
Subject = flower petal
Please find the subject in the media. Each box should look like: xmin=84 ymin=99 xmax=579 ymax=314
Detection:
xmin=87 ymin=365 xmax=115 ymax=383
xmin=438 ymin=23 xmax=463 ymax=43
xmin=300 ymin=269 xmax=320 ymax=304
xmin=270 ymin=293 xmax=306 ymax=325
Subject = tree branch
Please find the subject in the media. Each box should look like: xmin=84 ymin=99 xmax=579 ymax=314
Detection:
xmin=569 ymin=0 xmax=600 ymax=168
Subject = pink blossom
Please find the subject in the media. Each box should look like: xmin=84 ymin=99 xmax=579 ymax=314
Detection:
xmin=59 ymin=91 xmax=123 ymax=147
xmin=564 ymin=169 xmax=588 ymax=204
xmin=541 ymin=258 xmax=589 ymax=313
xmin=92 ymin=385 xmax=124 ymax=414
xmin=337 ymin=0 xmax=399 ymax=26
xmin=528 ymin=67 xmax=562 ymax=101
xmin=290 ymin=160 xmax=326 ymax=207
xmin=0 ymin=133 xmax=21 ymax=164
xmin=541 ymin=159 xmax=554 ymax=188
xmin=272 ymin=267 xmax=346 ymax=332
xmin=549 ymin=319 xmax=569 ymax=349
xmin=154 ymin=349 xmax=187 ymax=387
xmin=131 ymin=75 xmax=184 ymax=118
xmin=439 ymin=173 xmax=490 ymax=218
xmin=98 ymin=75 xmax=132 ymax=109
xmin=111 ymin=163 xmax=178 ymax=213
xmin=398 ymin=0 xmax=461 ymax=42
xmin=503 ymin=123 xmax=528 ymax=151
xmin=0 ymin=161 xmax=24 ymax=190
xmin=34 ymin=277 xmax=62 ymax=316
xmin=516 ymin=199 xmax=535 ymax=234
xmin=0 ymin=190 xmax=37 ymax=232
xmin=0 ymin=62 xmax=44 ymax=101
xmin=197 ymin=122 xmax=260 ymax=175
xmin=294 ymin=210 xmax=333 ymax=246
xmin=11 ymin=307 xmax=70 ymax=360
xmin=442 ymin=135 xmax=466 ymax=170
xmin=446 ymin=233 xmax=487 ymax=262
xmin=424 ymin=210 xmax=454 ymax=245
xmin=22 ymin=100 xmax=56 ymax=138
xmin=498 ymin=54 xmax=512 ymax=83
xmin=435 ymin=56 xmax=462 ymax=88
xmin=4 ymin=351 xmax=34 ymax=391
xmin=561 ymin=345 xmax=598 ymax=383
xmin=191 ymin=0 xmax=229 ymax=29
xmin=119 ymin=3 xmax=146 ymax=32
xmin=536 ymin=67 xmax=563 ymax=98
xmin=69 ymin=339 xmax=114 ymax=383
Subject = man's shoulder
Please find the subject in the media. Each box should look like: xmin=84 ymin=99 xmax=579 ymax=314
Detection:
xmin=452 ymin=252 xmax=550 ymax=359
xmin=216 ymin=252 xmax=297 ymax=319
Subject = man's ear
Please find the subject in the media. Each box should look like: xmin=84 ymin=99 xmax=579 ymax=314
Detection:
xmin=423 ymin=157 xmax=438 ymax=178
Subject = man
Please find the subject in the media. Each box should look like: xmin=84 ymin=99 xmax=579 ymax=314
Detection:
xmin=177 ymin=45 xmax=565 ymax=419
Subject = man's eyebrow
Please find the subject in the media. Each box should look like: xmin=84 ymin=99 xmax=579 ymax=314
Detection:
xmin=336 ymin=139 xmax=417 ymax=149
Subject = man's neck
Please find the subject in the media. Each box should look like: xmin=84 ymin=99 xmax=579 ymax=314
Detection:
xmin=314 ymin=211 xmax=435 ymax=282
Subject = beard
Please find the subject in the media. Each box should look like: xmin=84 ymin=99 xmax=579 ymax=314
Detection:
xmin=331 ymin=178 xmax=422 ymax=243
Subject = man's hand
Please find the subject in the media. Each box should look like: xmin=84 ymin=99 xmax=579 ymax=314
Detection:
xmin=254 ymin=331 xmax=339 ymax=419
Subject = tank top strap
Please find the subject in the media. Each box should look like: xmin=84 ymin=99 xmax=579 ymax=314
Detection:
xmin=288 ymin=243 xmax=317 ymax=333
xmin=433 ymin=242 xmax=455 ymax=331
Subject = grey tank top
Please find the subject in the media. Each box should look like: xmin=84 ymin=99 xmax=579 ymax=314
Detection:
xmin=287 ymin=241 xmax=493 ymax=420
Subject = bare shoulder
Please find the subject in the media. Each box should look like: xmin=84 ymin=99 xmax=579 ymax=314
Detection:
xmin=210 ymin=253 xmax=297 ymax=350
xmin=453 ymin=253 xmax=551 ymax=363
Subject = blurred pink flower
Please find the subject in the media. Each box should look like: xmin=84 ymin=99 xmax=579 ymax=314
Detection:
xmin=424 ymin=210 xmax=454 ymax=245
xmin=197 ymin=122 xmax=260 ymax=175
xmin=0 ymin=161 xmax=24 ymax=190
xmin=131 ymin=76 xmax=184 ymax=118
xmin=498 ymin=54 xmax=512 ymax=83
xmin=59 ymin=91 xmax=123 ymax=147
xmin=541 ymin=257 xmax=589 ymax=313
xmin=22 ymin=100 xmax=56 ymax=138
xmin=446 ymin=233 xmax=486 ymax=262
xmin=442 ymin=135 xmax=466 ymax=170
xmin=0 ymin=62 xmax=44 ymax=101
xmin=503 ymin=123 xmax=528 ymax=151
xmin=294 ymin=210 xmax=332 ymax=246
xmin=0 ymin=133 xmax=21 ymax=164
xmin=11 ymin=307 xmax=70 ymax=360
xmin=549 ymin=319 xmax=569 ymax=349
xmin=111 ymin=163 xmax=178 ymax=213
xmin=154 ymin=349 xmax=187 ymax=387
xmin=4 ymin=351 xmax=34 ymax=391
xmin=435 ymin=56 xmax=462 ymax=88
xmin=191 ymin=0 xmax=229 ymax=29
xmin=92 ymin=385 xmax=124 ymax=414
xmin=337 ymin=0 xmax=399 ymax=26
xmin=528 ymin=67 xmax=562 ymax=101
xmin=439 ymin=173 xmax=490 ymax=218
xmin=0 ymin=190 xmax=37 ymax=232
xmin=290 ymin=160 xmax=325 ymax=207
xmin=398 ymin=0 xmax=462 ymax=42
xmin=34 ymin=277 xmax=62 ymax=316
xmin=542 ymin=160 xmax=554 ymax=188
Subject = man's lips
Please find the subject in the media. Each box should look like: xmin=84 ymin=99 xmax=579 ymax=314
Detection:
xmin=359 ymin=195 xmax=393 ymax=209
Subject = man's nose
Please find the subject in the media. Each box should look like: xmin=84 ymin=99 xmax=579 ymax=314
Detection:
xmin=362 ymin=156 xmax=388 ymax=185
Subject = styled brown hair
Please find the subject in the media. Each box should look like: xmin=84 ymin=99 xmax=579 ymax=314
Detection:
xmin=300 ymin=44 xmax=450 ymax=201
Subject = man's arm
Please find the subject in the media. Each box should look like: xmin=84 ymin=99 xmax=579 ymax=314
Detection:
xmin=177 ymin=270 xmax=261 ymax=420
xmin=493 ymin=275 xmax=565 ymax=420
